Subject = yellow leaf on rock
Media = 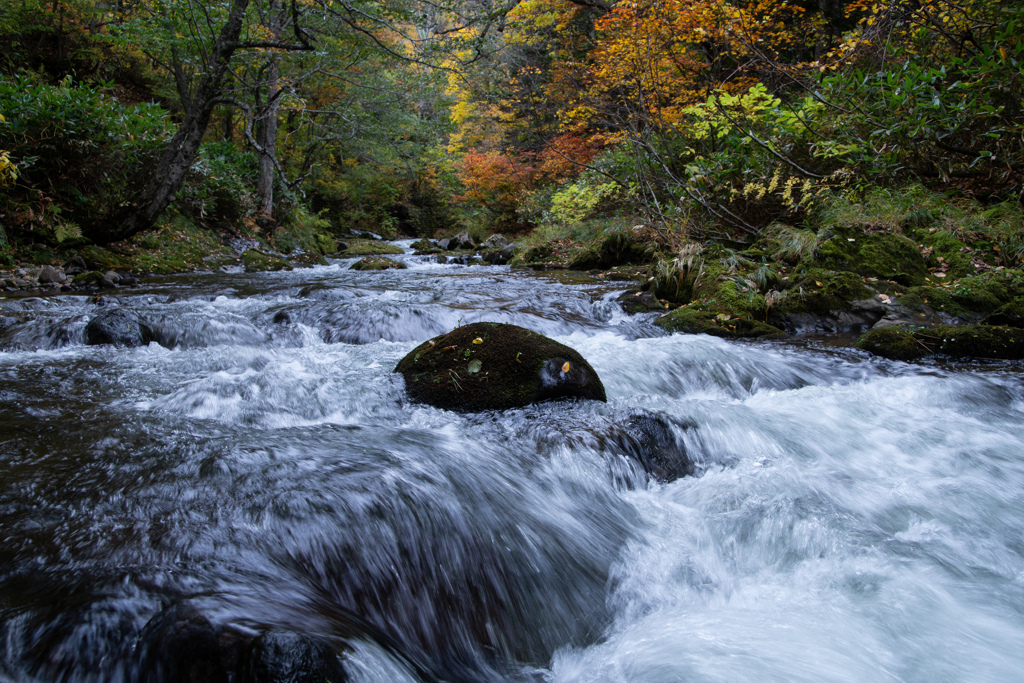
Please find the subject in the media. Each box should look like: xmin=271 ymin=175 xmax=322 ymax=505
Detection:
xmin=561 ymin=362 xmax=571 ymax=373
xmin=473 ymin=337 xmax=484 ymax=344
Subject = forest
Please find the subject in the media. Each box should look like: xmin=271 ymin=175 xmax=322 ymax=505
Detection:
xmin=1 ymin=0 xmax=1023 ymax=353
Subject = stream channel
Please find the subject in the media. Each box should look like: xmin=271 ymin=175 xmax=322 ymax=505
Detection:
xmin=2 ymin=242 xmax=1024 ymax=681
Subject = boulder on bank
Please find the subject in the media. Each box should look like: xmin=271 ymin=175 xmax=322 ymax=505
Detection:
xmin=85 ymin=308 xmax=153 ymax=347
xmin=395 ymin=322 xmax=606 ymax=412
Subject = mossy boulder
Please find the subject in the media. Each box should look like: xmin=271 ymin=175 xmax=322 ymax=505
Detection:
xmin=242 ymin=249 xmax=292 ymax=272
xmin=912 ymin=228 xmax=975 ymax=279
xmin=339 ymin=240 xmax=404 ymax=256
xmin=778 ymin=269 xmax=874 ymax=316
xmin=411 ymin=239 xmax=442 ymax=254
xmin=655 ymin=308 xmax=786 ymax=339
xmin=983 ymin=301 xmax=1024 ymax=327
xmin=395 ymin=322 xmax=606 ymax=412
xmin=854 ymin=327 xmax=925 ymax=361
xmin=350 ymin=256 xmax=407 ymax=271
xmin=856 ymin=324 xmax=1024 ymax=360
xmin=810 ymin=229 xmax=927 ymax=285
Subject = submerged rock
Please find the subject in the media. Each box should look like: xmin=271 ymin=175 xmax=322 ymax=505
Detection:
xmin=395 ymin=322 xmax=606 ymax=412
xmin=136 ymin=603 xmax=236 ymax=683
xmin=239 ymin=632 xmax=347 ymax=683
xmin=85 ymin=308 xmax=153 ymax=347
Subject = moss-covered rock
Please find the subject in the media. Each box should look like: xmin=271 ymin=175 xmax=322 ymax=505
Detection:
xmin=912 ymin=228 xmax=974 ymax=279
xmin=616 ymin=290 xmax=668 ymax=313
xmin=655 ymin=308 xmax=786 ymax=339
xmin=395 ymin=322 xmax=606 ymax=412
xmin=855 ymin=327 xmax=925 ymax=360
xmin=983 ymin=301 xmax=1024 ymax=327
xmin=810 ymin=229 xmax=927 ymax=285
xmin=242 ymin=249 xmax=293 ymax=272
xmin=411 ymin=239 xmax=442 ymax=254
xmin=777 ymin=269 xmax=874 ymax=315
xmin=349 ymin=256 xmax=407 ymax=271
xmin=897 ymin=270 xmax=1024 ymax=317
xmin=857 ymin=324 xmax=1024 ymax=360
xmin=338 ymin=240 xmax=404 ymax=256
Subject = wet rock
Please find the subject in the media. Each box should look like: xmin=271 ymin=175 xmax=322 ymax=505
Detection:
xmin=38 ymin=265 xmax=65 ymax=284
xmin=103 ymin=270 xmax=121 ymax=286
xmin=656 ymin=309 xmax=786 ymax=339
xmin=136 ymin=604 xmax=236 ymax=683
xmin=85 ymin=308 xmax=153 ymax=347
xmin=238 ymin=632 xmax=347 ymax=683
xmin=437 ymin=238 xmax=452 ymax=250
xmin=395 ymin=322 xmax=606 ymax=412
xmin=617 ymin=411 xmax=696 ymax=481
xmin=349 ymin=256 xmax=407 ymax=271
xmin=334 ymin=241 xmax=350 ymax=253
xmin=616 ymin=290 xmax=666 ymax=314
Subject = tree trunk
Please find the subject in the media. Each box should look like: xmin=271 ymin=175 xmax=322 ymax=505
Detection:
xmin=256 ymin=0 xmax=284 ymax=218
xmin=86 ymin=0 xmax=251 ymax=245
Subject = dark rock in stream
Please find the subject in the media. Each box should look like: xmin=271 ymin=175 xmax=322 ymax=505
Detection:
xmin=136 ymin=604 xmax=237 ymax=683
xmin=239 ymin=632 xmax=348 ymax=683
xmin=395 ymin=322 xmax=606 ymax=412
xmin=84 ymin=307 xmax=153 ymax=347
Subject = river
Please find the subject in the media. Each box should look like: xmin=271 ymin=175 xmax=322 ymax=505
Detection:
xmin=2 ymin=243 xmax=1023 ymax=682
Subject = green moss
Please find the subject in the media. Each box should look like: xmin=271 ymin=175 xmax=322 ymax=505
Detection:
xmin=339 ymin=240 xmax=404 ymax=256
xmin=810 ymin=229 xmax=927 ymax=286
xmin=411 ymin=239 xmax=442 ymax=254
xmin=79 ymin=245 xmax=133 ymax=272
xmin=914 ymin=324 xmax=1024 ymax=359
xmin=983 ymin=301 xmax=1024 ymax=327
xmin=857 ymin=324 xmax=1024 ymax=360
xmin=394 ymin=322 xmax=606 ymax=412
xmin=242 ymin=249 xmax=292 ymax=272
xmin=349 ymin=256 xmax=406 ymax=271
xmin=898 ymin=271 xmax=1023 ymax=317
xmin=655 ymin=308 xmax=786 ymax=339
xmin=912 ymin=229 xmax=974 ymax=278
xmin=855 ymin=327 xmax=925 ymax=360
xmin=777 ymin=269 xmax=874 ymax=315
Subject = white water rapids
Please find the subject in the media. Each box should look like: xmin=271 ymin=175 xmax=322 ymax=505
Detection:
xmin=1 ymin=249 xmax=1023 ymax=682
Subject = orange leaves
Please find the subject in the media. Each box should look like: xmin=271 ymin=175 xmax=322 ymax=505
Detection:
xmin=455 ymin=149 xmax=540 ymax=211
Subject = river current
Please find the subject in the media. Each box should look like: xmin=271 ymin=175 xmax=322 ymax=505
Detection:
xmin=1 ymin=244 xmax=1023 ymax=681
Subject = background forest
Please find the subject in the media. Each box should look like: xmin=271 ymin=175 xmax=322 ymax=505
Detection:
xmin=0 ymin=0 xmax=1021 ymax=269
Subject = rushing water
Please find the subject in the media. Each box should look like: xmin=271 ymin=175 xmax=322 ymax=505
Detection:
xmin=2 ymin=245 xmax=1024 ymax=682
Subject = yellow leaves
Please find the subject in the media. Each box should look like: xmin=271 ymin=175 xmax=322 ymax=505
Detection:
xmin=561 ymin=361 xmax=571 ymax=373
xmin=0 ymin=150 xmax=17 ymax=187
xmin=473 ymin=337 xmax=484 ymax=344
